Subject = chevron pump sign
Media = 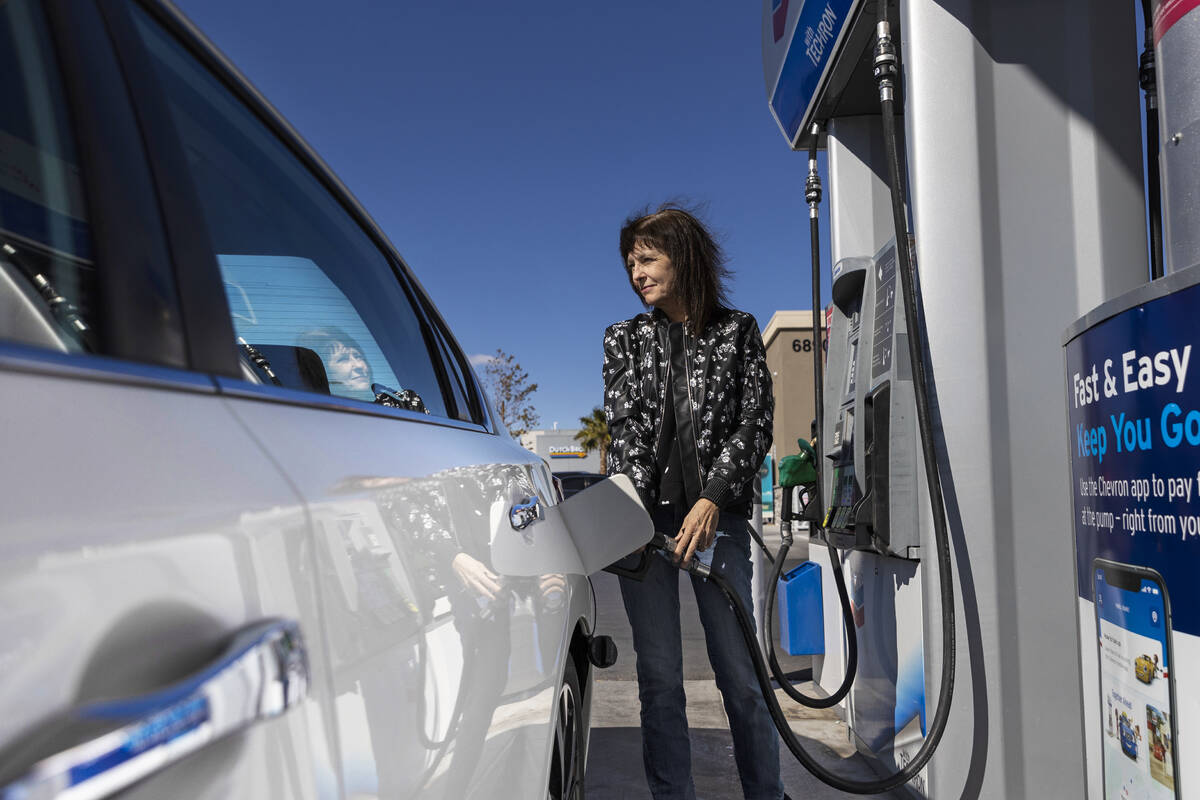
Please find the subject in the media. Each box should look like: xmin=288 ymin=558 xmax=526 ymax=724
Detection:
xmin=762 ymin=0 xmax=860 ymax=148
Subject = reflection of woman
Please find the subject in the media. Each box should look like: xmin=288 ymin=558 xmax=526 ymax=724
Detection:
xmin=298 ymin=326 xmax=372 ymax=399
xmin=377 ymin=464 xmax=534 ymax=797
xmin=603 ymin=206 xmax=784 ymax=799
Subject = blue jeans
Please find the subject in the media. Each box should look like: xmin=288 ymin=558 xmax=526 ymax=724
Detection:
xmin=618 ymin=511 xmax=784 ymax=800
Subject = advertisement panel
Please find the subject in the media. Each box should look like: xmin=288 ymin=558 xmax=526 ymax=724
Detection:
xmin=1066 ymin=269 xmax=1200 ymax=800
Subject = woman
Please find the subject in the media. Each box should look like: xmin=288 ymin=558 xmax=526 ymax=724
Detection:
xmin=603 ymin=206 xmax=784 ymax=799
xmin=297 ymin=326 xmax=372 ymax=398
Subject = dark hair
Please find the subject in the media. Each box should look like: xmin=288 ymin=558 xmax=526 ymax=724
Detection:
xmin=619 ymin=204 xmax=731 ymax=335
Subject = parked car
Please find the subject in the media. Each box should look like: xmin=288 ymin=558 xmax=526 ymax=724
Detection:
xmin=556 ymin=472 xmax=608 ymax=500
xmin=0 ymin=1 xmax=648 ymax=798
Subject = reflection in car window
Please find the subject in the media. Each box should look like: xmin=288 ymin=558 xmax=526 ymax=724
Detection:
xmin=0 ymin=0 xmax=97 ymax=353
xmin=219 ymin=254 xmax=404 ymax=403
xmin=132 ymin=8 xmax=448 ymax=416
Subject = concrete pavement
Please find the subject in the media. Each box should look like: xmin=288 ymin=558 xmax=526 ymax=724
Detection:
xmin=584 ymin=525 xmax=905 ymax=799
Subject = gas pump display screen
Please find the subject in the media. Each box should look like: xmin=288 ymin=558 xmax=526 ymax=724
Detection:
xmin=825 ymin=463 xmax=859 ymax=530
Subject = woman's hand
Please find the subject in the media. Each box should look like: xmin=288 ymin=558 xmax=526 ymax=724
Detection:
xmin=451 ymin=552 xmax=502 ymax=599
xmin=674 ymin=498 xmax=719 ymax=568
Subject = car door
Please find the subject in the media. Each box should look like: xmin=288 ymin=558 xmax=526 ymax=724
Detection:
xmin=111 ymin=6 xmax=602 ymax=798
xmin=0 ymin=2 xmax=336 ymax=798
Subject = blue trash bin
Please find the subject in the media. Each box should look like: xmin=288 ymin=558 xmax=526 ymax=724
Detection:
xmin=777 ymin=561 xmax=824 ymax=656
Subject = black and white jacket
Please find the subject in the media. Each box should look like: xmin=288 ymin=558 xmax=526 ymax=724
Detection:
xmin=603 ymin=307 xmax=773 ymax=518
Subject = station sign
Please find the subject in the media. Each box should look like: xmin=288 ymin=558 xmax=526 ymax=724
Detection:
xmin=548 ymin=446 xmax=587 ymax=459
xmin=762 ymin=0 xmax=861 ymax=149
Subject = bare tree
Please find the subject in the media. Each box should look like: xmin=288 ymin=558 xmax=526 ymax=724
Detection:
xmin=481 ymin=348 xmax=539 ymax=437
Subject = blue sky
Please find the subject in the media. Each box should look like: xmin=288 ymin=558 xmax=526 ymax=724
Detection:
xmin=175 ymin=0 xmax=832 ymax=429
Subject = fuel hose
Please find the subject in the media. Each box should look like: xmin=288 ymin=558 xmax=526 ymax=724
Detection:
xmin=702 ymin=554 xmax=917 ymax=794
xmin=640 ymin=515 xmax=932 ymax=793
xmin=858 ymin=0 xmax=958 ymax=787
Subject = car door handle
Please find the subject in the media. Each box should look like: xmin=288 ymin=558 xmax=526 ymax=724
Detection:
xmin=510 ymin=495 xmax=543 ymax=530
xmin=0 ymin=618 xmax=309 ymax=800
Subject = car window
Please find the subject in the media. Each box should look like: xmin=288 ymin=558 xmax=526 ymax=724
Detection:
xmin=0 ymin=0 xmax=98 ymax=354
xmin=429 ymin=320 xmax=475 ymax=423
xmin=131 ymin=7 xmax=449 ymax=417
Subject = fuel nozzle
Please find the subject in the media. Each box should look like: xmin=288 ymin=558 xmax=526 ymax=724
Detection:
xmin=778 ymin=485 xmax=795 ymax=546
xmin=642 ymin=531 xmax=713 ymax=579
xmin=604 ymin=531 xmax=676 ymax=581
xmin=778 ymin=438 xmax=820 ymax=545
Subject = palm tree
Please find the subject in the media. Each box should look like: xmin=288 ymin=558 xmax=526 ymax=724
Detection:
xmin=575 ymin=407 xmax=610 ymax=473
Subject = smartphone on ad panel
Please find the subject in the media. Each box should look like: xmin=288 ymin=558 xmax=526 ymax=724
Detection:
xmin=1093 ymin=559 xmax=1180 ymax=800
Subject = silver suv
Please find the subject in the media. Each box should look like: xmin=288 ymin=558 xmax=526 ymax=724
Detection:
xmin=0 ymin=1 xmax=647 ymax=798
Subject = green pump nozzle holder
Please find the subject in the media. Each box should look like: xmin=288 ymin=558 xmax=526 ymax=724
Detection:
xmin=777 ymin=439 xmax=820 ymax=545
xmin=779 ymin=438 xmax=819 ymax=488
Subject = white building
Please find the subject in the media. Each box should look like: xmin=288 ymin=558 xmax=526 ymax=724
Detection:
xmin=519 ymin=428 xmax=603 ymax=474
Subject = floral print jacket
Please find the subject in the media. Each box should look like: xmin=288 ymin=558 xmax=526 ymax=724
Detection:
xmin=603 ymin=307 xmax=773 ymax=517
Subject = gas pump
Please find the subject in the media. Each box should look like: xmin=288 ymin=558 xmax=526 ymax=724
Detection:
xmin=611 ymin=0 xmax=1187 ymax=793
xmin=756 ymin=0 xmax=1161 ymax=797
xmin=614 ymin=0 xmax=1200 ymax=795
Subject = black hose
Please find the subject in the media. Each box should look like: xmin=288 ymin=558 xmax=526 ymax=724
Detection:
xmin=633 ymin=517 xmax=917 ymax=791
xmin=871 ymin=0 xmax=957 ymax=784
xmin=765 ymin=537 xmax=857 ymax=708
xmin=1139 ymin=0 xmax=1163 ymax=280
xmin=762 ymin=121 xmax=859 ymax=709
xmin=707 ymin=562 xmax=920 ymax=793
xmin=807 ymin=126 xmax=827 ymax=531
xmin=749 ymin=524 xmax=776 ymax=565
